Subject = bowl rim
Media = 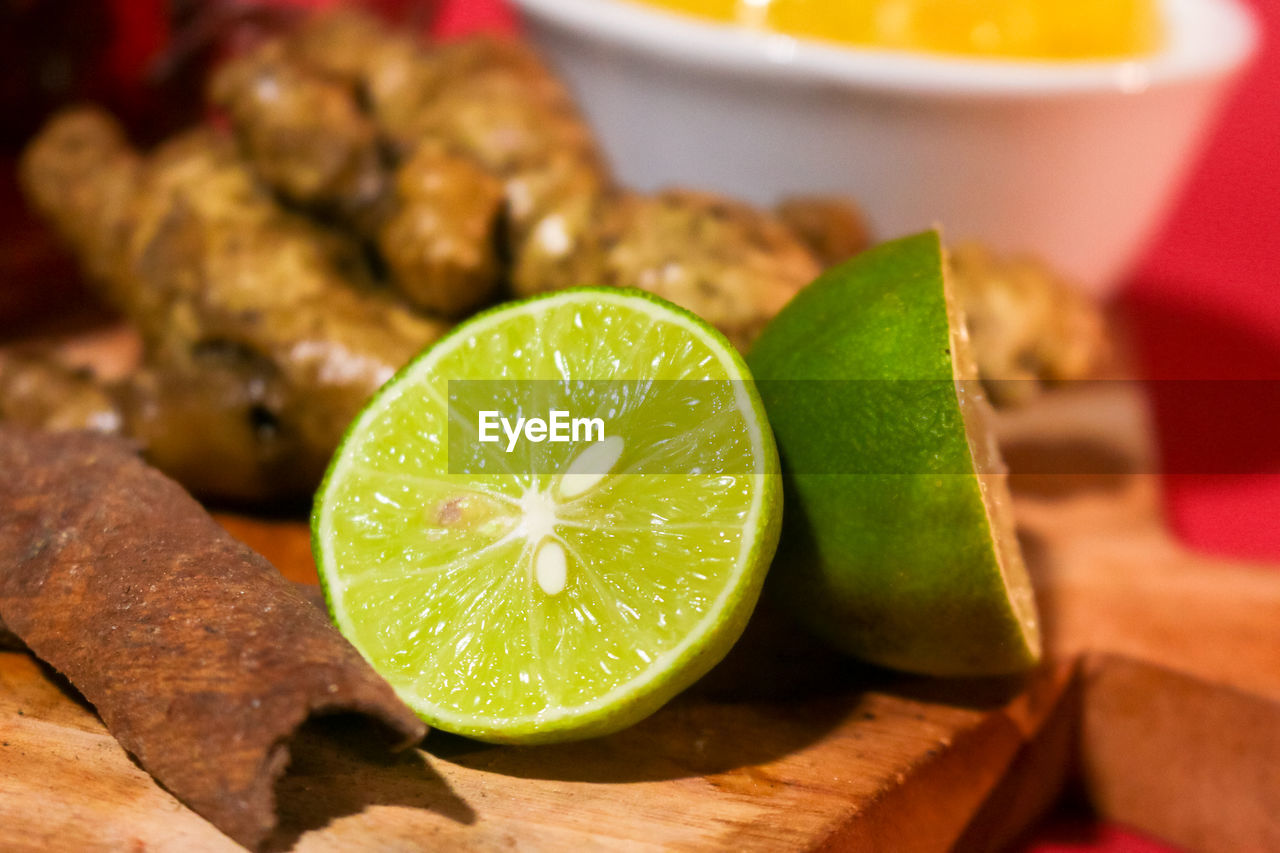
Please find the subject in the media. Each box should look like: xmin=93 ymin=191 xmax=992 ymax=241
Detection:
xmin=511 ymin=0 xmax=1260 ymax=98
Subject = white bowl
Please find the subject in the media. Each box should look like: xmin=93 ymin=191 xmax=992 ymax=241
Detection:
xmin=512 ymin=0 xmax=1258 ymax=297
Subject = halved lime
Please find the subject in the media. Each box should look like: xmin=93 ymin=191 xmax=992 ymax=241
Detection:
xmin=747 ymin=231 xmax=1041 ymax=676
xmin=313 ymin=288 xmax=781 ymax=743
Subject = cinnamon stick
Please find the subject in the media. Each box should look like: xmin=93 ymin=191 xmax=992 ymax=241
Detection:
xmin=0 ymin=427 xmax=426 ymax=848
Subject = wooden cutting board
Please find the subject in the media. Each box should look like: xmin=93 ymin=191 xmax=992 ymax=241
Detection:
xmin=1 ymin=324 xmax=1277 ymax=852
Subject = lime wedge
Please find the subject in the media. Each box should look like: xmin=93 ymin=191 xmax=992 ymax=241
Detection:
xmin=314 ymin=288 xmax=781 ymax=743
xmin=747 ymin=231 xmax=1040 ymax=676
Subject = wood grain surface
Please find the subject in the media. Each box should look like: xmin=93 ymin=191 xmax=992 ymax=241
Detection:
xmin=1 ymin=323 xmax=1277 ymax=851
xmin=1006 ymin=382 xmax=1280 ymax=851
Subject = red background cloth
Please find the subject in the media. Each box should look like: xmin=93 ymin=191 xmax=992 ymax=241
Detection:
xmin=1120 ymin=0 xmax=1280 ymax=563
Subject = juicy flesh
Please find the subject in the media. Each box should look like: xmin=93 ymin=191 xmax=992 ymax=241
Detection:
xmin=322 ymin=296 xmax=765 ymax=727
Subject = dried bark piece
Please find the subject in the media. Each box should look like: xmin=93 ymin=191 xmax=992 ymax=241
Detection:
xmin=0 ymin=427 xmax=427 ymax=849
xmin=0 ymin=616 xmax=20 ymax=650
xmin=0 ymin=582 xmax=328 ymax=651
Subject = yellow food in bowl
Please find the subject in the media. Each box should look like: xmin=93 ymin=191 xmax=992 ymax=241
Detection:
xmin=635 ymin=0 xmax=1163 ymax=59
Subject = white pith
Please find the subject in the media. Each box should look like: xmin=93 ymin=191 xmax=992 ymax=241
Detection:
xmin=944 ymin=267 xmax=1042 ymax=656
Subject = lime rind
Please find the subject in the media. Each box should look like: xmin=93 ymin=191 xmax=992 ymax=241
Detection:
xmin=314 ymin=287 xmax=780 ymax=743
xmin=747 ymin=232 xmax=1040 ymax=677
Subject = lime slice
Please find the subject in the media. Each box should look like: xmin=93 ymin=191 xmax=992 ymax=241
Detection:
xmin=314 ymin=288 xmax=781 ymax=743
xmin=746 ymin=231 xmax=1040 ymax=676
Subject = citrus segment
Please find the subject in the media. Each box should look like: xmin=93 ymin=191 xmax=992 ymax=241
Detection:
xmin=747 ymin=231 xmax=1040 ymax=676
xmin=315 ymin=288 xmax=780 ymax=742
